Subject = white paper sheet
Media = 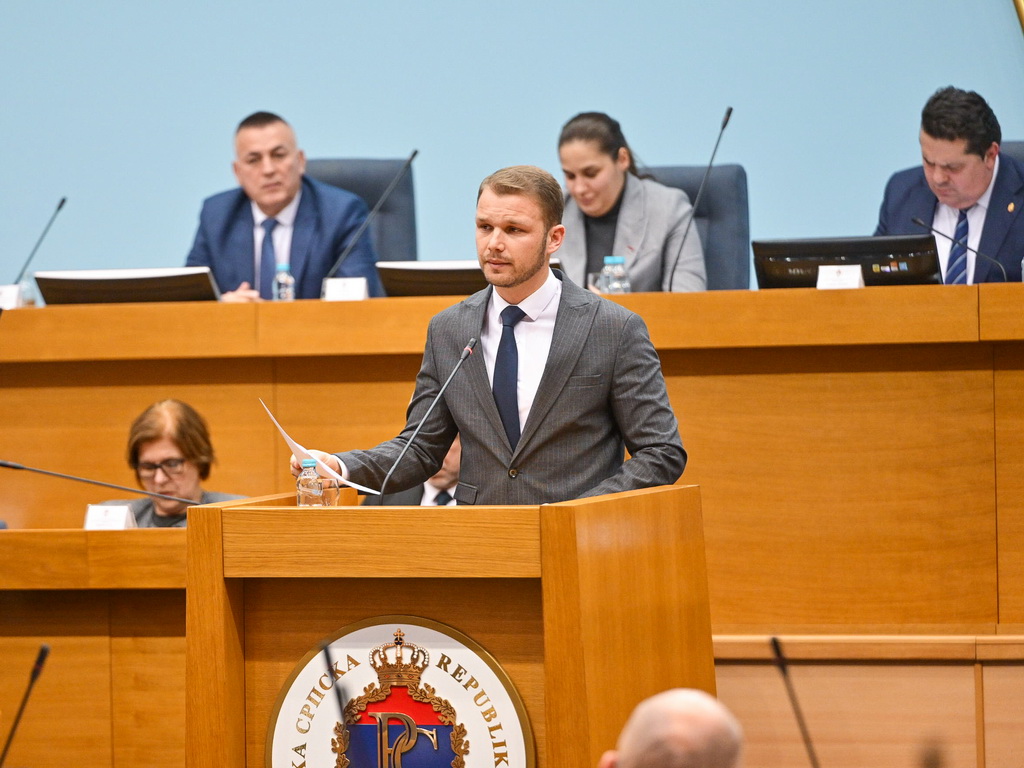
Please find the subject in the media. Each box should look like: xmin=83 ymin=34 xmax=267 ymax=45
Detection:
xmin=259 ymin=398 xmax=379 ymax=495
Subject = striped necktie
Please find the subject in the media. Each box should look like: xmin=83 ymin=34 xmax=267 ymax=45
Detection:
xmin=945 ymin=209 xmax=969 ymax=285
xmin=259 ymin=218 xmax=278 ymax=299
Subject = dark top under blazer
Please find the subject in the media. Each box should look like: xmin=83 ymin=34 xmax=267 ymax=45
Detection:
xmin=335 ymin=272 xmax=686 ymax=505
xmin=874 ymin=152 xmax=1024 ymax=283
xmin=186 ymin=174 xmax=385 ymax=298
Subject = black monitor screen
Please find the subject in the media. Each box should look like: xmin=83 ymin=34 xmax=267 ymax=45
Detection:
xmin=753 ymin=234 xmax=940 ymax=289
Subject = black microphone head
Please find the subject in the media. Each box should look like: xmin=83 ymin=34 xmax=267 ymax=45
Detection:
xmin=769 ymin=636 xmax=787 ymax=668
xmin=31 ymin=643 xmax=50 ymax=681
xmin=911 ymin=216 xmax=928 ymax=229
xmin=409 ymin=149 xmax=420 ymax=161
xmin=722 ymin=106 xmax=733 ymax=130
xmin=56 ymin=197 xmax=67 ymax=211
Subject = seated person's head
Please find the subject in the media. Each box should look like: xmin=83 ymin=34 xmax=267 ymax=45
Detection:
xmin=600 ymin=688 xmax=743 ymax=768
xmin=233 ymin=111 xmax=306 ymax=217
xmin=127 ymin=399 xmax=215 ymax=518
xmin=559 ymin=112 xmax=639 ymax=218
xmin=919 ymin=87 xmax=1000 ymax=211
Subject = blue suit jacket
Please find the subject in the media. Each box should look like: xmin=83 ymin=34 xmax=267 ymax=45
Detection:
xmin=874 ymin=153 xmax=1024 ymax=283
xmin=185 ymin=175 xmax=385 ymax=298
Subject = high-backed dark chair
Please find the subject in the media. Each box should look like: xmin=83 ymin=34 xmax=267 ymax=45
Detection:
xmin=305 ymin=158 xmax=417 ymax=262
xmin=645 ymin=164 xmax=750 ymax=290
xmin=1000 ymin=141 xmax=1024 ymax=165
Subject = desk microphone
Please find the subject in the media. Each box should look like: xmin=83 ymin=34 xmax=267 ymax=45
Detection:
xmin=667 ymin=107 xmax=733 ymax=292
xmin=324 ymin=150 xmax=419 ymax=280
xmin=378 ymin=337 xmax=476 ymax=498
xmin=13 ymin=197 xmax=67 ymax=285
xmin=321 ymin=642 xmax=349 ymax=731
xmin=0 ymin=643 xmax=50 ymax=767
xmin=770 ymin=636 xmax=821 ymax=768
xmin=0 ymin=459 xmax=196 ymax=505
xmin=911 ymin=216 xmax=1008 ymax=282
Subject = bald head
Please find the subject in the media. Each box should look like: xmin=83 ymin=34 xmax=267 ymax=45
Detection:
xmin=599 ymin=689 xmax=743 ymax=768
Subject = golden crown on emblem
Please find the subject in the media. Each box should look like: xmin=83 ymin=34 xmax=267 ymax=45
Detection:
xmin=370 ymin=628 xmax=429 ymax=687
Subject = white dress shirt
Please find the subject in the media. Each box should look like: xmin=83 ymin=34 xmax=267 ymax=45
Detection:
xmin=931 ymin=155 xmax=998 ymax=284
xmin=481 ymin=269 xmax=562 ymax=436
xmin=251 ymin=190 xmax=301 ymax=286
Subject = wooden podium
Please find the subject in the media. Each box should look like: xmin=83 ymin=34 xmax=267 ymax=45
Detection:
xmin=185 ymin=484 xmax=713 ymax=768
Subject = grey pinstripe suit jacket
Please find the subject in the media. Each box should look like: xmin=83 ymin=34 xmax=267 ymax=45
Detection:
xmin=336 ymin=272 xmax=685 ymax=505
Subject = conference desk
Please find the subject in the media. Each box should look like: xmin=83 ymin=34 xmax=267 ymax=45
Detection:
xmin=1 ymin=284 xmax=1023 ymax=630
xmin=2 ymin=284 xmax=1024 ymax=767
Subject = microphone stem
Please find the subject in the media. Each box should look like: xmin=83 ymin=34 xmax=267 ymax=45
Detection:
xmin=0 ymin=460 xmax=196 ymax=504
xmin=324 ymin=150 xmax=418 ymax=280
xmin=771 ymin=637 xmax=821 ymax=768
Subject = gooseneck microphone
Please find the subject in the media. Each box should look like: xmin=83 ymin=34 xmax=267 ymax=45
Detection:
xmin=911 ymin=216 xmax=1008 ymax=282
xmin=770 ymin=636 xmax=821 ymax=768
xmin=14 ymin=197 xmax=67 ymax=285
xmin=0 ymin=459 xmax=196 ymax=504
xmin=0 ymin=643 xmax=50 ymax=767
xmin=378 ymin=337 xmax=477 ymax=498
xmin=324 ymin=150 xmax=419 ymax=280
xmin=666 ymin=107 xmax=733 ymax=292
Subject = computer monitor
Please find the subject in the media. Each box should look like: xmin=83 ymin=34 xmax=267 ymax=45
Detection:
xmin=34 ymin=267 xmax=220 ymax=305
xmin=753 ymin=234 xmax=941 ymax=289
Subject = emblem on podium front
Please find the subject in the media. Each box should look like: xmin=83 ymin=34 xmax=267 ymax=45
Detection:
xmin=267 ymin=616 xmax=535 ymax=768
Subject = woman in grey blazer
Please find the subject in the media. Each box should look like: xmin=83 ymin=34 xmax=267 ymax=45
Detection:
xmin=558 ymin=112 xmax=707 ymax=292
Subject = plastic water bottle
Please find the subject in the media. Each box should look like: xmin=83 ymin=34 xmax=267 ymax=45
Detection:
xmin=599 ymin=256 xmax=631 ymax=294
xmin=273 ymin=263 xmax=295 ymax=301
xmin=296 ymin=459 xmax=324 ymax=505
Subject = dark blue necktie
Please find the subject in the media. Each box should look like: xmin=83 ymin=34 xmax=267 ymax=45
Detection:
xmin=945 ymin=209 xmax=969 ymax=285
xmin=259 ymin=218 xmax=278 ymax=299
xmin=493 ymin=305 xmax=526 ymax=449
xmin=434 ymin=489 xmax=453 ymax=506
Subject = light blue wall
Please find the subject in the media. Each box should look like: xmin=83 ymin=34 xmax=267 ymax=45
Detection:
xmin=2 ymin=0 xmax=1022 ymax=284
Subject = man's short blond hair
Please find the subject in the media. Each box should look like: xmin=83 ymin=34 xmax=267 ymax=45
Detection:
xmin=478 ymin=165 xmax=564 ymax=231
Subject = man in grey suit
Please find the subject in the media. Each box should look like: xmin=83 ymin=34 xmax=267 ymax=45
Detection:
xmin=295 ymin=165 xmax=685 ymax=505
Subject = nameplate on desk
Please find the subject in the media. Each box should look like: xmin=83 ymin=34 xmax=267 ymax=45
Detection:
xmin=321 ymin=276 xmax=369 ymax=302
xmin=85 ymin=504 xmax=136 ymax=530
xmin=817 ymin=264 xmax=865 ymax=290
xmin=0 ymin=284 xmax=24 ymax=309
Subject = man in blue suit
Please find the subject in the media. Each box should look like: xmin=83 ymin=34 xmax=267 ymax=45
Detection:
xmin=186 ymin=111 xmax=384 ymax=300
xmin=875 ymin=86 xmax=1024 ymax=284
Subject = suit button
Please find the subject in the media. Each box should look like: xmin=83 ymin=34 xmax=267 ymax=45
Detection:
xmin=508 ymin=468 xmax=518 ymax=478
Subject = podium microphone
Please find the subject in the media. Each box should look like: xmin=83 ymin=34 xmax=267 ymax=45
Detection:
xmin=0 ymin=459 xmax=196 ymax=504
xmin=667 ymin=107 xmax=733 ymax=292
xmin=0 ymin=643 xmax=50 ymax=767
xmin=770 ymin=636 xmax=821 ymax=768
xmin=14 ymin=197 xmax=67 ymax=285
xmin=911 ymin=216 xmax=1008 ymax=282
xmin=378 ymin=337 xmax=476 ymax=498
xmin=324 ymin=150 xmax=419 ymax=280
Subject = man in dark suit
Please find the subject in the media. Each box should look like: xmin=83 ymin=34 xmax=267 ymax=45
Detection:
xmin=875 ymin=86 xmax=1024 ymax=283
xmin=186 ymin=111 xmax=384 ymax=300
xmin=294 ymin=165 xmax=685 ymax=505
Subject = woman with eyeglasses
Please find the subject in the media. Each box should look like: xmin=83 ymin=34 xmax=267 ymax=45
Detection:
xmin=116 ymin=399 xmax=242 ymax=527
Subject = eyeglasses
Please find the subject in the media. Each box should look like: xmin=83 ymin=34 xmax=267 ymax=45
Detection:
xmin=137 ymin=457 xmax=188 ymax=478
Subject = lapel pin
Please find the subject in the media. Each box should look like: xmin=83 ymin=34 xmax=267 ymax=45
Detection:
xmin=1009 ymin=202 xmax=1016 ymax=213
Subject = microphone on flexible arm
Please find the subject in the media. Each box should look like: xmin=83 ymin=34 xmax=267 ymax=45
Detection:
xmin=0 ymin=643 xmax=50 ymax=767
xmin=377 ymin=337 xmax=477 ymax=498
xmin=13 ymin=197 xmax=67 ymax=285
xmin=0 ymin=459 xmax=196 ymax=505
xmin=769 ymin=636 xmax=822 ymax=768
xmin=666 ymin=107 xmax=733 ymax=292
xmin=911 ymin=216 xmax=1008 ymax=282
xmin=323 ymin=149 xmax=419 ymax=280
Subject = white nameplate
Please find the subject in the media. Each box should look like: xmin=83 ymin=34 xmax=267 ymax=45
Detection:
xmin=817 ymin=264 xmax=865 ymax=290
xmin=321 ymin=276 xmax=369 ymax=302
xmin=84 ymin=504 xmax=137 ymax=530
xmin=0 ymin=284 xmax=24 ymax=309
